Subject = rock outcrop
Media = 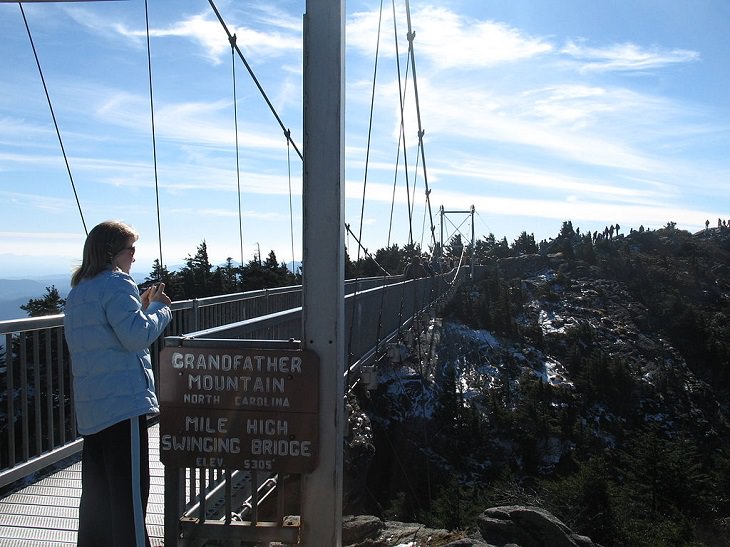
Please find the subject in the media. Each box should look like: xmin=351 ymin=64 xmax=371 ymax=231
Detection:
xmin=343 ymin=505 xmax=601 ymax=547
xmin=475 ymin=506 xmax=598 ymax=547
xmin=345 ymin=227 xmax=730 ymax=547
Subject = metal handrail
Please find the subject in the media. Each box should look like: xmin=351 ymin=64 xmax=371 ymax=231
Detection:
xmin=0 ymin=274 xmax=443 ymax=489
xmin=0 ymin=267 xmax=479 ymax=546
xmin=159 ymin=270 xmax=468 ymax=545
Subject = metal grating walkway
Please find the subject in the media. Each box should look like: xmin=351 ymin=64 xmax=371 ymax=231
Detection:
xmin=0 ymin=424 xmax=166 ymax=546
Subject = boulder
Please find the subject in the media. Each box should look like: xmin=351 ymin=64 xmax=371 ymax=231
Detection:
xmin=343 ymin=515 xmax=467 ymax=546
xmin=343 ymin=515 xmax=384 ymax=545
xmin=342 ymin=506 xmax=600 ymax=546
xmin=477 ymin=506 xmax=599 ymax=547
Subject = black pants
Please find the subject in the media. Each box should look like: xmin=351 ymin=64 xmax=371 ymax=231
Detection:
xmin=77 ymin=415 xmax=151 ymax=547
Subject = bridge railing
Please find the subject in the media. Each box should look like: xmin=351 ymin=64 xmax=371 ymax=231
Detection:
xmin=0 ymin=267 xmax=477 ymax=545
xmin=175 ymin=271 xmax=463 ymax=384
xmin=0 ymin=276 xmax=411 ymax=490
xmin=158 ymin=270 xmax=468 ymax=545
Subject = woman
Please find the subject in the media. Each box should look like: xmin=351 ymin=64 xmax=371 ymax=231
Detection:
xmin=64 ymin=220 xmax=172 ymax=547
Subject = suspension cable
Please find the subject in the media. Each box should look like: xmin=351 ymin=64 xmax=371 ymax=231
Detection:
xmin=208 ymin=0 xmax=303 ymax=161
xmin=344 ymin=224 xmax=391 ymax=276
xmin=370 ymin=0 xmax=413 ymax=361
xmin=230 ymin=34 xmax=245 ymax=269
xmin=20 ymin=3 xmax=87 ymax=235
xmin=286 ymin=130 xmax=296 ymax=275
xmin=346 ymin=0 xmax=386 ymax=384
xmin=144 ymin=0 xmax=164 ymax=267
xmin=404 ymin=0 xmax=436 ymax=251
xmin=391 ymin=0 xmax=414 ymax=247
xmin=443 ymin=214 xmax=471 ymax=246
xmin=388 ymin=0 xmax=417 ymax=352
xmin=405 ymin=3 xmax=436 ymax=508
xmin=354 ymin=0 xmax=384 ymax=269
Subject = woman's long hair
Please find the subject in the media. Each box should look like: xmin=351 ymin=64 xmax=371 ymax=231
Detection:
xmin=71 ymin=220 xmax=139 ymax=287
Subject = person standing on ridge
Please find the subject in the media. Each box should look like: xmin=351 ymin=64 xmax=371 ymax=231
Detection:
xmin=64 ymin=220 xmax=172 ymax=547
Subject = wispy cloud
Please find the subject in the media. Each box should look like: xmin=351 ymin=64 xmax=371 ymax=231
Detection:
xmin=64 ymin=4 xmax=301 ymax=65
xmin=347 ymin=5 xmax=552 ymax=68
xmin=408 ymin=7 xmax=553 ymax=69
xmin=0 ymin=231 xmax=80 ymax=240
xmin=562 ymin=39 xmax=700 ymax=72
xmin=0 ymin=191 xmax=71 ymax=213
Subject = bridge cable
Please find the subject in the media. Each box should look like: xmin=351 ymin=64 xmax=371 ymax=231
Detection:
xmin=144 ymin=0 xmax=164 ymax=268
xmin=474 ymin=210 xmax=497 ymax=242
xmin=404 ymin=0 xmax=437 ymax=252
xmin=208 ymin=0 xmax=303 ymax=161
xmin=419 ymin=198 xmax=429 ymax=248
xmin=386 ymin=0 xmax=429 ymax=353
xmin=371 ymin=0 xmax=435 ymax=512
xmin=345 ymin=225 xmax=392 ymax=276
xmin=390 ymin=0 xmax=425 ymax=346
xmin=345 ymin=0 xmax=386 ymax=385
xmin=353 ymin=0 xmax=384 ymax=267
xmin=229 ymin=35 xmax=245 ymax=269
xmin=443 ymin=214 xmax=472 ymax=250
xmin=406 ymin=2 xmax=436 ymax=509
xmin=390 ymin=0 xmax=414 ymax=247
xmin=376 ymin=0 xmax=413 ymax=359
xmin=286 ymin=130 xmax=297 ymax=275
xmin=211 ymin=0 xmax=301 ymax=277
xmin=408 ymin=140 xmax=423 ymax=249
xmin=19 ymin=4 xmax=87 ymax=235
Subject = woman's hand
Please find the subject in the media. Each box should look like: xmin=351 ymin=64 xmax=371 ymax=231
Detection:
xmin=149 ymin=283 xmax=172 ymax=307
xmin=141 ymin=285 xmax=154 ymax=310
xmin=141 ymin=283 xmax=171 ymax=310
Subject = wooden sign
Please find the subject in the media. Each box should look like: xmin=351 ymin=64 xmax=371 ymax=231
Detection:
xmin=159 ymin=347 xmax=319 ymax=473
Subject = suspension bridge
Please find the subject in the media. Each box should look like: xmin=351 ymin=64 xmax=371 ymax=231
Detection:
xmin=0 ymin=0 xmax=485 ymax=545
xmin=0 ymin=271 xmax=482 ymax=546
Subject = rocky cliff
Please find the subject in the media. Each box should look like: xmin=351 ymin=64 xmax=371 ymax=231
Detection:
xmin=344 ymin=226 xmax=730 ymax=547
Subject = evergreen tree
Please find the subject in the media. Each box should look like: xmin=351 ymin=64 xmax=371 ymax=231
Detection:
xmin=344 ymin=247 xmax=356 ymax=279
xmin=511 ymin=231 xmax=538 ymax=255
xmin=542 ymin=456 xmax=616 ymax=545
xmin=434 ymin=361 xmax=460 ymax=458
xmin=445 ymin=234 xmax=464 ymax=259
xmin=216 ymin=257 xmax=241 ymax=294
xmin=558 ymin=220 xmax=575 ymax=239
xmin=472 ymin=235 xmax=493 ymax=263
xmin=145 ymin=259 xmax=181 ymax=299
xmin=178 ymin=240 xmax=214 ymax=298
xmin=146 ymin=258 xmax=170 ymax=283
xmin=373 ymin=244 xmax=406 ymax=276
xmin=20 ymin=285 xmax=65 ymax=317
xmin=474 ymin=233 xmax=511 ymax=261
xmin=240 ymin=250 xmax=297 ymax=290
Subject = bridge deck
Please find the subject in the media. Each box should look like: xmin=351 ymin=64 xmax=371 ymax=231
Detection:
xmin=0 ymin=424 xmax=165 ymax=547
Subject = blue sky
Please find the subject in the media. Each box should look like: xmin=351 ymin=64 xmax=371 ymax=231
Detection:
xmin=1 ymin=0 xmax=728 ymax=279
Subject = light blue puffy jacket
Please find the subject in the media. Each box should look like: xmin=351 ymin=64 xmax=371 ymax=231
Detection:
xmin=63 ymin=269 xmax=172 ymax=435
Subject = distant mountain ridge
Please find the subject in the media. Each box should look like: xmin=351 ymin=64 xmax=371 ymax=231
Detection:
xmin=0 ymin=257 xmax=301 ymax=321
xmin=0 ymin=276 xmax=71 ymax=321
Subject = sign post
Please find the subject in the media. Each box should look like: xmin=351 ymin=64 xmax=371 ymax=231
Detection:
xmin=301 ymin=0 xmax=346 ymax=544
